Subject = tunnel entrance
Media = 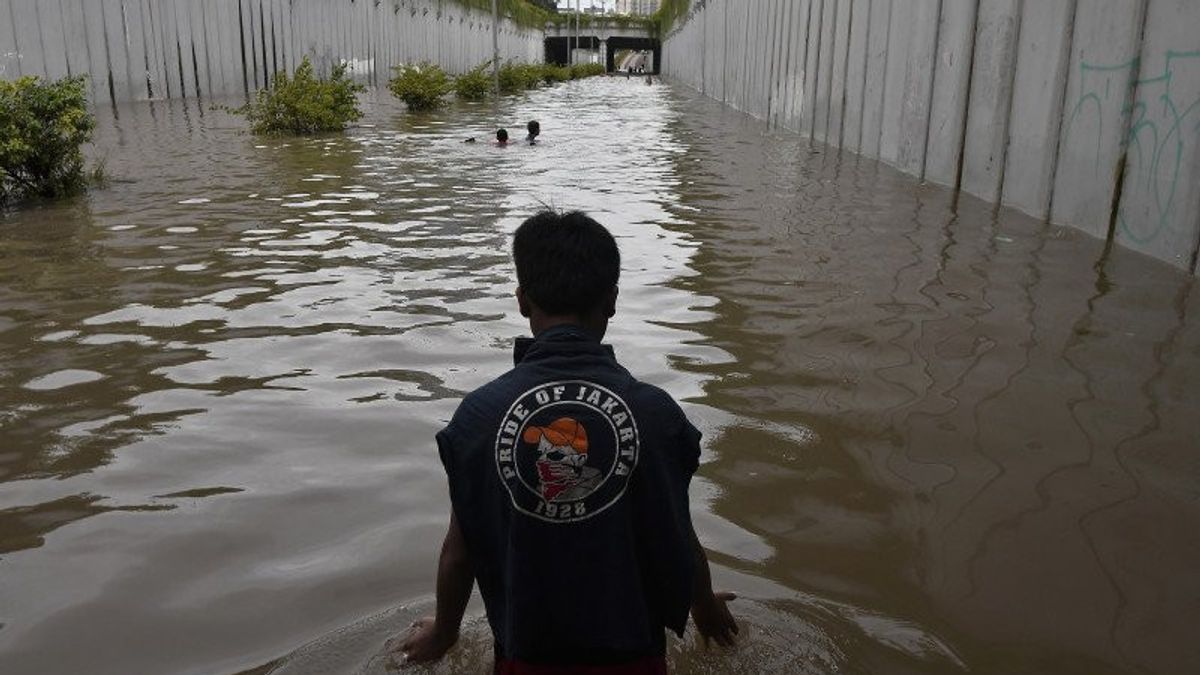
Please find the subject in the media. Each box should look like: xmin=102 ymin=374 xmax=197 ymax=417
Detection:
xmin=606 ymin=37 xmax=660 ymax=74
xmin=543 ymin=36 xmax=661 ymax=74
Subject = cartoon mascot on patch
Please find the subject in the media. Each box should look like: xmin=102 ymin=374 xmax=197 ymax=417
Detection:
xmin=523 ymin=417 xmax=603 ymax=502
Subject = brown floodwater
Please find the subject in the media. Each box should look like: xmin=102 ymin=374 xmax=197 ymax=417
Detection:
xmin=0 ymin=78 xmax=1197 ymax=675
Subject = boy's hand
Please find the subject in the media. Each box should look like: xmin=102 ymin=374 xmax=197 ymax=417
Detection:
xmin=691 ymin=591 xmax=739 ymax=648
xmin=392 ymin=616 xmax=458 ymax=665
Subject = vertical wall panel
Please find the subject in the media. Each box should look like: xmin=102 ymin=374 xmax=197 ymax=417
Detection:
xmin=1001 ymin=0 xmax=1074 ymax=217
xmin=924 ymin=0 xmax=979 ymax=187
xmin=842 ymin=0 xmax=871 ymax=153
xmin=960 ymin=0 xmax=1021 ymax=202
xmin=1050 ymin=0 xmax=1148 ymax=239
xmin=84 ymin=0 xmax=115 ymax=104
xmin=859 ymin=0 xmax=890 ymax=158
xmin=773 ymin=0 xmax=795 ymax=127
xmin=37 ymin=0 xmax=70 ymax=79
xmin=0 ymin=0 xmax=20 ymax=78
xmin=1114 ymin=0 xmax=1200 ymax=270
xmin=11 ymin=0 xmax=46 ymax=77
xmin=802 ymin=0 xmax=822 ymax=136
xmin=827 ymin=0 xmax=852 ymax=146
xmin=878 ymin=0 xmax=914 ymax=165
xmin=895 ymin=0 xmax=940 ymax=176
xmin=197 ymin=0 xmax=221 ymax=97
xmin=103 ymin=0 xmax=134 ymax=101
xmin=122 ymin=0 xmax=152 ymax=100
xmin=157 ymin=0 xmax=182 ymax=100
xmin=61 ymin=0 xmax=92 ymax=81
xmin=188 ymin=0 xmax=207 ymax=95
xmin=814 ymin=0 xmax=836 ymax=142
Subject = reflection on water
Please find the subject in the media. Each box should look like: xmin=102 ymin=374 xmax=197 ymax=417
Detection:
xmin=0 ymin=80 xmax=1197 ymax=675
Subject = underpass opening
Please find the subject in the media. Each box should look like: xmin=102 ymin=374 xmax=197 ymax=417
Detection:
xmin=606 ymin=37 xmax=661 ymax=74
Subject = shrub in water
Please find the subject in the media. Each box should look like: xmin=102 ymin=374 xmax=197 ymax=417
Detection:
xmin=497 ymin=61 xmax=527 ymax=95
xmin=517 ymin=63 xmax=544 ymax=90
xmin=455 ymin=62 xmax=493 ymax=101
xmin=0 ymin=75 xmax=96 ymax=204
xmin=389 ymin=62 xmax=453 ymax=111
xmin=541 ymin=64 xmax=572 ymax=84
xmin=236 ymin=57 xmax=364 ymax=135
xmin=570 ymin=63 xmax=607 ymax=79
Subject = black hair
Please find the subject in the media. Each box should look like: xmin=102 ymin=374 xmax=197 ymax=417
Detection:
xmin=527 ymin=120 xmax=540 ymax=136
xmin=496 ymin=128 xmax=509 ymax=142
xmin=513 ymin=210 xmax=620 ymax=317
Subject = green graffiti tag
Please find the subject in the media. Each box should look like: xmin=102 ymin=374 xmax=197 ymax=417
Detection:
xmin=1064 ymin=51 xmax=1200 ymax=245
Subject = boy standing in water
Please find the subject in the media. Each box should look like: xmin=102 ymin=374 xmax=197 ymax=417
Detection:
xmin=397 ymin=211 xmax=737 ymax=672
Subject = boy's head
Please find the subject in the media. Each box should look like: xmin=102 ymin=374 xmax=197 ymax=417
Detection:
xmin=496 ymin=128 xmax=509 ymax=143
xmin=527 ymin=120 xmax=540 ymax=139
xmin=513 ymin=211 xmax=620 ymax=332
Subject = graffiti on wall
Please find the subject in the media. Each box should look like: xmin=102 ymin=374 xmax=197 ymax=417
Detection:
xmin=1063 ymin=50 xmax=1200 ymax=245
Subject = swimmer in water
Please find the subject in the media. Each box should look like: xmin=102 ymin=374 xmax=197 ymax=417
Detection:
xmin=526 ymin=120 xmax=540 ymax=145
xmin=496 ymin=128 xmax=509 ymax=146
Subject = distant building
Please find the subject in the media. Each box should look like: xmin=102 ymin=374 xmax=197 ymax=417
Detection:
xmin=614 ymin=0 xmax=660 ymax=16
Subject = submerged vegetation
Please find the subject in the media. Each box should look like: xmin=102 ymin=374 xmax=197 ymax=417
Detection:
xmin=0 ymin=75 xmax=96 ymax=204
xmin=454 ymin=63 xmax=493 ymax=101
xmin=235 ymin=57 xmax=364 ymax=135
xmin=443 ymin=60 xmax=606 ymax=105
xmin=389 ymin=62 xmax=454 ymax=110
xmin=570 ymin=63 xmax=607 ymax=79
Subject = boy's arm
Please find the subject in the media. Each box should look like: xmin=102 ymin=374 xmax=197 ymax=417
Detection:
xmin=396 ymin=512 xmax=474 ymax=664
xmin=689 ymin=526 xmax=739 ymax=647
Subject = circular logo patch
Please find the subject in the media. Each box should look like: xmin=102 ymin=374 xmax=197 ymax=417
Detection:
xmin=495 ymin=380 xmax=640 ymax=523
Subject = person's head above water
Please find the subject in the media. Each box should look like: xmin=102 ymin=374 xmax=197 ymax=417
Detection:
xmin=526 ymin=120 xmax=540 ymax=143
xmin=513 ymin=210 xmax=620 ymax=339
xmin=496 ymin=128 xmax=509 ymax=144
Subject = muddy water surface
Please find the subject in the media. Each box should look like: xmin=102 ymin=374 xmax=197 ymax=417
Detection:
xmin=0 ymin=79 xmax=1197 ymax=675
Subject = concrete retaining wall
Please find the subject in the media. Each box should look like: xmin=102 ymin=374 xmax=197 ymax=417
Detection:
xmin=663 ymin=0 xmax=1200 ymax=274
xmin=0 ymin=0 xmax=542 ymax=104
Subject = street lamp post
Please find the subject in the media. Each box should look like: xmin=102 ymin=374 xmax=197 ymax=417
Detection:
xmin=491 ymin=0 xmax=500 ymax=96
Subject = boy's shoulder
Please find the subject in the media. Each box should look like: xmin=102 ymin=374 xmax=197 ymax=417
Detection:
xmin=449 ymin=365 xmax=690 ymax=433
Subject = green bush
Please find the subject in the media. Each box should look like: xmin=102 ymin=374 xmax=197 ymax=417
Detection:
xmin=519 ymin=63 xmax=545 ymax=89
xmin=0 ymin=75 xmax=96 ymax=204
xmin=497 ymin=61 xmax=527 ymax=95
xmin=235 ymin=57 xmax=364 ymax=135
xmin=570 ymin=63 xmax=607 ymax=79
xmin=540 ymin=64 xmax=572 ymax=84
xmin=389 ymin=62 xmax=453 ymax=111
xmin=455 ymin=62 xmax=493 ymax=101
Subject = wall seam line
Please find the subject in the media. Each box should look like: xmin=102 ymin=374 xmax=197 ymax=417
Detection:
xmin=875 ymin=0 xmax=891 ymax=156
xmin=1042 ymin=0 xmax=1078 ymax=223
xmin=993 ymin=0 xmax=1025 ymax=206
xmin=919 ymin=0 xmax=945 ymax=182
xmin=1102 ymin=0 xmax=1151 ymax=249
xmin=836 ymin=0 xmax=854 ymax=149
xmin=953 ymin=0 xmax=981 ymax=193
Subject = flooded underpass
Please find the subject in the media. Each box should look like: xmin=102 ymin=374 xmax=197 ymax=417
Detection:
xmin=1 ymin=78 xmax=1197 ymax=675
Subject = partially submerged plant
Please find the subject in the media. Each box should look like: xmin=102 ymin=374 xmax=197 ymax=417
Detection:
xmin=235 ymin=57 xmax=364 ymax=135
xmin=0 ymin=75 xmax=96 ymax=204
xmin=541 ymin=64 xmax=572 ymax=84
xmin=389 ymin=62 xmax=453 ymax=111
xmin=570 ymin=63 xmax=607 ymax=79
xmin=455 ymin=62 xmax=493 ymax=101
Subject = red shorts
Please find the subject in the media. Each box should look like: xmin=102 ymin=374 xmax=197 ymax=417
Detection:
xmin=494 ymin=656 xmax=668 ymax=675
